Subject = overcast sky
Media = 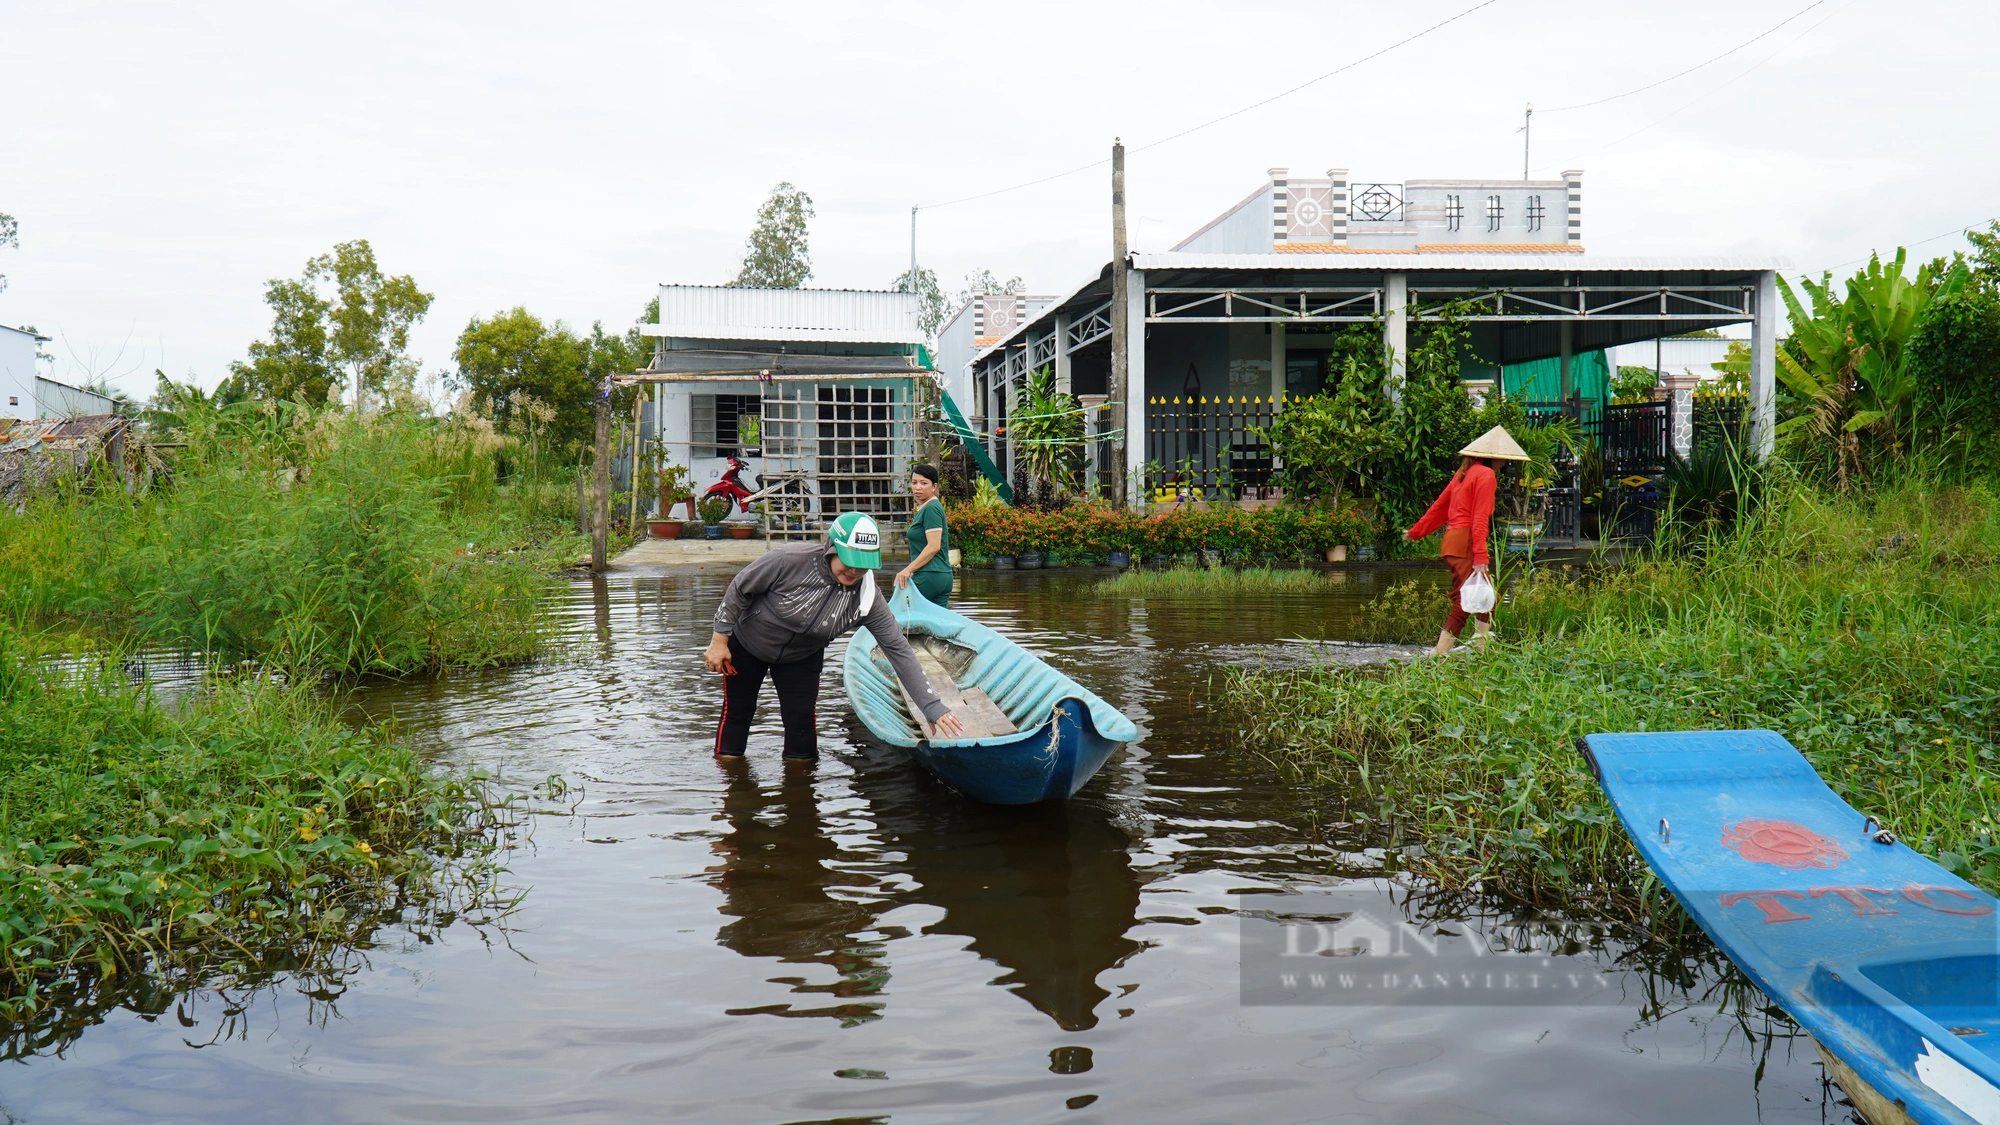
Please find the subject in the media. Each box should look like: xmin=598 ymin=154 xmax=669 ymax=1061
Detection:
xmin=1 ymin=0 xmax=1991 ymax=398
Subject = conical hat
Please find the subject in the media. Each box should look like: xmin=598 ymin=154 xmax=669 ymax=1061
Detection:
xmin=1459 ymin=425 xmax=1529 ymax=462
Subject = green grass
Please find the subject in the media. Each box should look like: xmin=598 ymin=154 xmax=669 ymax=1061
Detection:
xmin=1095 ymin=564 xmax=1329 ymax=597
xmin=0 ymin=409 xmax=574 ymax=676
xmin=1225 ymin=475 xmax=2000 ymax=913
xmin=0 ymin=625 xmax=516 ymax=1043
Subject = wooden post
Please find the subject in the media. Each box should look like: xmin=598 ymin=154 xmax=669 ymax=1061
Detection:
xmin=591 ymin=382 xmax=611 ymax=572
xmin=1109 ymin=139 xmax=1130 ymax=507
xmin=627 ymin=385 xmax=645 ymax=532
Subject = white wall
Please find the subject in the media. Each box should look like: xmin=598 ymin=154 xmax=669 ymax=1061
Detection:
xmin=0 ymin=325 xmax=39 ymax=420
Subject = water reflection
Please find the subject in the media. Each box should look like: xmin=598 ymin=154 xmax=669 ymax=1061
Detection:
xmin=847 ymin=743 xmax=1143 ymax=1032
xmin=710 ymin=759 xmax=888 ymax=1026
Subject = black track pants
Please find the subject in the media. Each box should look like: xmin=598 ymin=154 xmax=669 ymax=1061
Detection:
xmin=714 ymin=636 xmax=825 ymax=759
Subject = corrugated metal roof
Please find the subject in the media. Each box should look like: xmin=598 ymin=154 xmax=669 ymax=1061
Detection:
xmin=1132 ymin=251 xmax=1793 ymax=271
xmin=644 ymin=285 xmax=925 ymax=344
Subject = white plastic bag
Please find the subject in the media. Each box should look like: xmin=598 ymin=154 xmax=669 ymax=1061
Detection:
xmin=1459 ymin=570 xmax=1496 ymax=615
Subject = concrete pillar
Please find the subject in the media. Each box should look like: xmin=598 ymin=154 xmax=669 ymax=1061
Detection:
xmin=983 ymin=365 xmax=999 ymax=467
xmin=1124 ymin=270 xmax=1148 ymax=505
xmin=1660 ymin=369 xmax=1700 ymax=461
xmin=1078 ymin=392 xmax=1108 ymax=498
xmin=1751 ymin=270 xmax=1777 ymax=459
xmin=1384 ymin=273 xmax=1408 ymax=405
xmin=1270 ymin=321 xmax=1287 ymax=401
xmin=1053 ymin=313 xmax=1073 ymax=395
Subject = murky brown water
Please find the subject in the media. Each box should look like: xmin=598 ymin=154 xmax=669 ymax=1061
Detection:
xmin=0 ymin=567 xmax=1852 ymax=1123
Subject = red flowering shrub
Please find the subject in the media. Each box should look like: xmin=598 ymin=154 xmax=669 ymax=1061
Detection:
xmin=945 ymin=502 xmax=1373 ymax=558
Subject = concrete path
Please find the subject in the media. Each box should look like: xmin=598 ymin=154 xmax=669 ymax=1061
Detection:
xmin=611 ymin=535 xmax=774 ymax=575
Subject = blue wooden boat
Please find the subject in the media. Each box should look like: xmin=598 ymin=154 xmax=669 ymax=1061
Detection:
xmin=843 ymin=583 xmax=1138 ymax=805
xmin=1585 ymin=729 xmax=2000 ymax=1125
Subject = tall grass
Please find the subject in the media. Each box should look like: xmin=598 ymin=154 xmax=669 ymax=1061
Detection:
xmin=0 ymin=625 xmax=517 ymax=1047
xmin=0 ymin=408 xmax=571 ymax=676
xmin=1225 ymin=473 xmax=2000 ymax=912
xmin=1094 ymin=564 xmax=1329 ymax=597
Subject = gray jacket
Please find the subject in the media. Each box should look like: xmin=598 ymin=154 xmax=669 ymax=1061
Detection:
xmin=713 ymin=543 xmax=947 ymax=723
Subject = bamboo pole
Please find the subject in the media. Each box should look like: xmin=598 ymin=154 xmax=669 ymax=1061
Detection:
xmin=591 ymin=383 xmax=611 ymax=572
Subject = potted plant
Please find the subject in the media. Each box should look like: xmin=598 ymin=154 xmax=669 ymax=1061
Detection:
xmin=698 ymin=497 xmax=732 ymax=539
xmin=649 ymin=462 xmax=692 ymax=539
xmin=727 ymin=521 xmax=755 ymax=540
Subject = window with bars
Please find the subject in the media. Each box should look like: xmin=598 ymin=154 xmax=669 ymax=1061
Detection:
xmin=690 ymin=393 xmax=762 ymax=459
xmin=1525 ymin=194 xmax=1545 ymax=232
xmin=814 ymin=384 xmax=908 ymax=517
xmin=1445 ymin=194 xmax=1463 ymax=232
xmin=1485 ymin=195 xmax=1503 ymax=233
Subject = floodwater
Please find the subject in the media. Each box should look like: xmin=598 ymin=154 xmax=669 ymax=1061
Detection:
xmin=1 ymin=567 xmax=1854 ymax=1123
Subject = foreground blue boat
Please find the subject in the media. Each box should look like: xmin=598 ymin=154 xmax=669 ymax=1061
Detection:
xmin=1586 ymin=729 xmax=2000 ymax=1125
xmin=844 ymin=584 xmax=1138 ymax=804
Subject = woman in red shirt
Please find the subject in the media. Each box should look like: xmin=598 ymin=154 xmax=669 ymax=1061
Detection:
xmin=1404 ymin=426 xmax=1528 ymax=656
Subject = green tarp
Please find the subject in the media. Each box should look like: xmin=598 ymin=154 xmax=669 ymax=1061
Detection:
xmin=1501 ymin=349 xmax=1610 ymax=403
xmin=939 ymin=390 xmax=1012 ymax=503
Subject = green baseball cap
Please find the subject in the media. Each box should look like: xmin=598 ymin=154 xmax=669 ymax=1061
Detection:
xmin=828 ymin=511 xmax=883 ymax=569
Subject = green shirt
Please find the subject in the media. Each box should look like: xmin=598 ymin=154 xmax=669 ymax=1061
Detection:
xmin=908 ymin=498 xmax=952 ymax=577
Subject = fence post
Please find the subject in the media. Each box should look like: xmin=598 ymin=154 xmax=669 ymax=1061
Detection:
xmin=591 ymin=382 xmax=612 ymax=573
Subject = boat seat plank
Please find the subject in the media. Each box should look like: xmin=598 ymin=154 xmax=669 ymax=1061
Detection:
xmin=887 ymin=646 xmax=1018 ymax=739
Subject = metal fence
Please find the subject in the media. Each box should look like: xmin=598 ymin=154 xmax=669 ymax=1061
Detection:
xmin=1601 ymin=401 xmax=1671 ymax=543
xmin=1692 ymin=395 xmax=1751 ymax=458
xmin=1144 ymin=396 xmax=1279 ymax=498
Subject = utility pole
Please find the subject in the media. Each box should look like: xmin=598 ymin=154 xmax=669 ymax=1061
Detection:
xmin=909 ymin=205 xmax=919 ymax=297
xmin=591 ymin=376 xmax=612 ymax=572
xmin=1109 ymin=139 xmax=1129 ymax=507
xmin=1519 ymin=103 xmax=1533 ymax=180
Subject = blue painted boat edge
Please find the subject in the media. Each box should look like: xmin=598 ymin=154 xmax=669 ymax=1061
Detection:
xmin=1584 ymin=729 xmax=2000 ymax=1125
xmin=840 ymin=585 xmax=1135 ymax=803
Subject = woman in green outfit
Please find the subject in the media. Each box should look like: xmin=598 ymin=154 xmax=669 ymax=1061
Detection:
xmin=895 ymin=464 xmax=954 ymax=607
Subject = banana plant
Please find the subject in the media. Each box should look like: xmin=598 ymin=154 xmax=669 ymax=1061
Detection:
xmin=1775 ymin=249 xmax=1965 ymax=488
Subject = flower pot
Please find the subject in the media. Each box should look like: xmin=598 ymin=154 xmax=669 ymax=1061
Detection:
xmin=1325 ymin=545 xmax=1348 ymax=563
xmin=1108 ymin=550 xmax=1132 ymax=568
xmin=1200 ymin=549 xmax=1223 ymax=568
xmin=1148 ymin=554 xmax=1172 ymax=568
xmin=648 ymin=519 xmax=684 ymax=540
xmin=728 ymin=524 xmax=754 ymax=540
xmin=701 ymin=524 xmax=724 ymax=540
xmin=992 ymin=555 xmax=1017 ymax=570
xmin=1017 ymin=551 xmax=1043 ymax=570
xmin=947 ymin=548 xmax=962 ymax=567
xmin=1352 ymin=544 xmax=1376 ymax=561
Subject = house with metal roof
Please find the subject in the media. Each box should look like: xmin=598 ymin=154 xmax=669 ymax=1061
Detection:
xmin=627 ymin=285 xmax=935 ymax=538
xmin=1 ymin=323 xmax=118 ymax=420
xmin=964 ymin=163 xmax=1785 ymax=521
xmin=934 ymin=291 xmax=1058 ymax=410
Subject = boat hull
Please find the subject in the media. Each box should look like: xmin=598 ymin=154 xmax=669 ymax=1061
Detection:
xmin=843 ymin=586 xmax=1137 ymax=805
xmin=1585 ymin=729 xmax=2000 ymax=1125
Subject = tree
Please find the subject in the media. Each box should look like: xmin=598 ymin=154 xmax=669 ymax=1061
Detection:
xmin=1611 ymin=365 xmax=1659 ymax=403
xmin=230 ymin=240 xmax=433 ymax=406
xmin=892 ymin=266 xmax=949 ymax=340
xmin=451 ymin=306 xmax=646 ymax=457
xmin=0 ymin=210 xmax=15 ymax=294
xmin=954 ymin=269 xmax=1023 ymax=308
xmin=733 ymin=183 xmax=814 ymax=288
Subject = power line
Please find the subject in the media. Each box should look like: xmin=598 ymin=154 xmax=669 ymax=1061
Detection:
xmin=1529 ymin=0 xmax=1855 ymax=175
xmin=917 ymin=0 xmax=1503 ymax=212
xmin=1811 ymin=215 xmax=1999 ymax=276
xmin=1540 ymin=0 xmax=1828 ymax=113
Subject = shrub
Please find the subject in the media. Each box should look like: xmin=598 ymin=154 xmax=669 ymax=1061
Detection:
xmin=945 ymin=501 xmax=1374 ymax=560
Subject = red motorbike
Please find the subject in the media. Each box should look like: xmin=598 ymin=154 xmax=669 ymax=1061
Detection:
xmin=700 ymin=455 xmax=762 ymax=517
